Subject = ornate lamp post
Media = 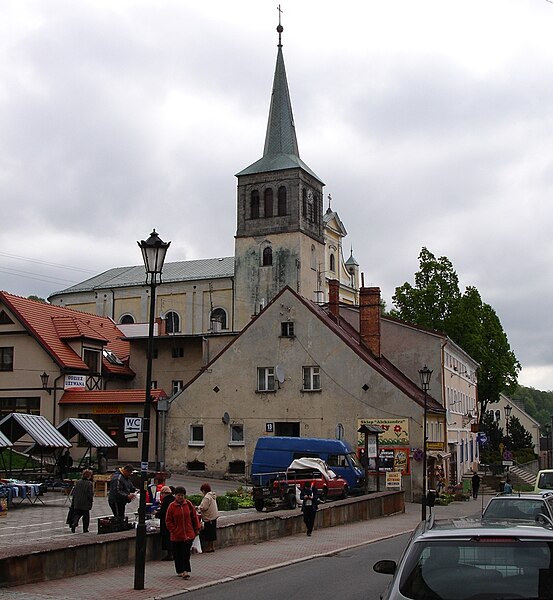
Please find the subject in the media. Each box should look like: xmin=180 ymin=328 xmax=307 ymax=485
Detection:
xmin=504 ymin=404 xmax=512 ymax=445
xmin=134 ymin=230 xmax=170 ymax=591
xmin=418 ymin=365 xmax=433 ymax=521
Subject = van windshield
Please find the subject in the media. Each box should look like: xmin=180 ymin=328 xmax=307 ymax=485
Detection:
xmin=348 ymin=452 xmax=362 ymax=469
xmin=538 ymin=472 xmax=553 ymax=490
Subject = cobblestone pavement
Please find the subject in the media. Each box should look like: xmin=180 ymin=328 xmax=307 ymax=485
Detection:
xmin=0 ymin=484 xmax=487 ymax=600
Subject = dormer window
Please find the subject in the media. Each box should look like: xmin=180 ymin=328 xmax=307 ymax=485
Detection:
xmin=83 ymin=348 xmax=101 ymax=374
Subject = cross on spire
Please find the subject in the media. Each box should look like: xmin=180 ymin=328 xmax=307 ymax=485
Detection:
xmin=277 ymin=4 xmax=284 ymax=47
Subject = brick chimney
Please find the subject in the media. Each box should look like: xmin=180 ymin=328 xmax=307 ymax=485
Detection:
xmin=328 ymin=279 xmax=340 ymax=318
xmin=359 ymin=286 xmax=381 ymax=357
xmin=155 ymin=316 xmax=167 ymax=336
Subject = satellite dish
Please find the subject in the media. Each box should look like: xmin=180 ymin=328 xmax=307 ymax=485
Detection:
xmin=275 ymin=365 xmax=285 ymax=384
xmin=222 ymin=412 xmax=230 ymax=425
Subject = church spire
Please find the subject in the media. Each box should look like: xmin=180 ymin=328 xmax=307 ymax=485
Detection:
xmin=236 ymin=15 xmax=323 ymax=183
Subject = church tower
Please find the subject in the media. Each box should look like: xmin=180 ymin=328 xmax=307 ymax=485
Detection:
xmin=234 ymin=20 xmax=325 ymax=328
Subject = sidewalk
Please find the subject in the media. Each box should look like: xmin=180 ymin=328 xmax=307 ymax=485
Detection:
xmin=0 ymin=494 xmax=484 ymax=600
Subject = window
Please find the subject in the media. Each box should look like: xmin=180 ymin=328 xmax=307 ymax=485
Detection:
xmin=172 ymin=380 xmax=183 ymax=394
xmin=151 ymin=380 xmax=157 ymax=389
xmin=0 ymin=347 xmax=14 ymax=371
xmin=302 ymin=188 xmax=307 ymax=217
xmin=229 ymin=423 xmax=244 ymax=445
xmin=281 ymin=322 xmax=295 ymax=337
xmin=329 ymin=253 xmax=335 ymax=272
xmin=166 ymin=311 xmax=180 ymax=334
xmin=250 ymin=190 xmax=260 ymax=219
xmin=277 ymin=186 xmax=287 ymax=216
xmin=264 ymin=188 xmax=273 ymax=217
xmin=303 ymin=366 xmax=321 ymax=391
xmin=262 ymin=247 xmax=273 ymax=266
xmin=228 ymin=460 xmax=245 ymax=474
xmin=257 ymin=367 xmax=275 ymax=392
xmin=171 ymin=347 xmax=184 ymax=358
xmin=310 ymin=245 xmax=316 ymax=270
xmin=119 ymin=314 xmax=135 ymax=324
xmin=0 ymin=397 xmax=39 ymax=419
xmin=83 ymin=348 xmax=101 ymax=374
xmin=210 ymin=308 xmax=227 ymax=331
xmin=189 ymin=424 xmax=204 ymax=446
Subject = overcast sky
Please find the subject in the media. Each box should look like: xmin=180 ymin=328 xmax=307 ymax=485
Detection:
xmin=2 ymin=1 xmax=553 ymax=392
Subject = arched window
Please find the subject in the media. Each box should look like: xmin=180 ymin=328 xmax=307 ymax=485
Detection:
xmin=250 ymin=190 xmax=260 ymax=219
xmin=329 ymin=253 xmax=336 ymax=272
xmin=210 ymin=308 xmax=227 ymax=331
xmin=302 ymin=188 xmax=307 ymax=217
xmin=119 ymin=314 xmax=135 ymax=324
xmin=262 ymin=247 xmax=273 ymax=266
xmin=165 ymin=311 xmax=180 ymax=334
xmin=264 ymin=188 xmax=273 ymax=217
xmin=277 ymin=186 xmax=287 ymax=216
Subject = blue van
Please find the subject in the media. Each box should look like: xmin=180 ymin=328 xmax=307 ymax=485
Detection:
xmin=251 ymin=436 xmax=365 ymax=492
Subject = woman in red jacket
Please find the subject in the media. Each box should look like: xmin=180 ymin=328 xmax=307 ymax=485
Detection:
xmin=165 ymin=486 xmax=201 ymax=579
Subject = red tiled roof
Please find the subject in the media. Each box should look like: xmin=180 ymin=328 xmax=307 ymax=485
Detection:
xmin=0 ymin=291 xmax=133 ymax=377
xmin=59 ymin=389 xmax=167 ymax=404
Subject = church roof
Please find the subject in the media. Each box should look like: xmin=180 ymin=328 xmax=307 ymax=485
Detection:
xmin=236 ymin=35 xmax=323 ymax=184
xmin=49 ymin=257 xmax=235 ymax=296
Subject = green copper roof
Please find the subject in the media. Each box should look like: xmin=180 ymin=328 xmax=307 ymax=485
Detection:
xmin=236 ymin=44 xmax=323 ymax=184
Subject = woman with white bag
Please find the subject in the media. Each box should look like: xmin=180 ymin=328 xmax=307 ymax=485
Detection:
xmin=198 ymin=482 xmax=219 ymax=552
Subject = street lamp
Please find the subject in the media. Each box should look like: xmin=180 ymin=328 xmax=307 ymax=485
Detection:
xmin=545 ymin=425 xmax=551 ymax=469
xmin=418 ymin=365 xmax=433 ymax=521
xmin=504 ymin=404 xmax=512 ymax=445
xmin=134 ymin=229 xmax=170 ymax=591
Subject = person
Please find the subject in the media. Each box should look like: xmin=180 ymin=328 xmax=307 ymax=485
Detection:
xmin=156 ymin=485 xmax=175 ymax=561
xmin=165 ymin=486 xmax=201 ymax=579
xmin=97 ymin=450 xmax=108 ymax=475
xmin=58 ymin=449 xmax=73 ymax=480
xmin=300 ymin=480 xmax=319 ymax=536
xmin=108 ymin=464 xmax=136 ymax=519
xmin=198 ymin=482 xmax=219 ymax=552
xmin=471 ymin=472 xmax=481 ymax=499
xmin=503 ymin=477 xmax=513 ymax=494
xmin=70 ymin=469 xmax=94 ymax=533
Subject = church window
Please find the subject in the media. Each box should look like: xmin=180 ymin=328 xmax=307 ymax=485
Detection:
xmin=119 ymin=314 xmax=135 ymax=324
xmin=329 ymin=253 xmax=335 ymax=272
xmin=210 ymin=307 xmax=227 ymax=331
xmin=277 ymin=186 xmax=287 ymax=216
xmin=262 ymin=246 xmax=273 ymax=266
xmin=250 ymin=190 xmax=260 ymax=219
xmin=165 ymin=311 xmax=180 ymax=334
xmin=302 ymin=188 xmax=307 ymax=217
xmin=264 ymin=188 xmax=273 ymax=217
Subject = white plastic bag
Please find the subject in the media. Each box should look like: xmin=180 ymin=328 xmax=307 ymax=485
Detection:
xmin=191 ymin=534 xmax=202 ymax=554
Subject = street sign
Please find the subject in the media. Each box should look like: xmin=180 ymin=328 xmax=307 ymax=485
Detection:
xmin=124 ymin=416 xmax=142 ymax=433
xmin=503 ymin=450 xmax=513 ymax=461
xmin=503 ymin=460 xmax=514 ymax=466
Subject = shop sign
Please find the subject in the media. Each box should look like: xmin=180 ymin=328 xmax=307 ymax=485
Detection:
xmin=358 ymin=418 xmax=409 ymax=447
xmin=386 ymin=471 xmax=402 ymax=490
xmin=64 ymin=374 xmax=86 ymax=390
xmin=426 ymin=441 xmax=445 ymax=451
xmin=93 ymin=405 xmax=123 ymax=414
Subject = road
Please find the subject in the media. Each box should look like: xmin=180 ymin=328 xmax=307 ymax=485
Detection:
xmin=171 ymin=532 xmax=411 ymax=600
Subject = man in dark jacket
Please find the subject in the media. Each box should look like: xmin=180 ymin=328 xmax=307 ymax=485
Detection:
xmin=108 ymin=464 xmax=136 ymax=519
xmin=300 ymin=481 xmax=319 ymax=536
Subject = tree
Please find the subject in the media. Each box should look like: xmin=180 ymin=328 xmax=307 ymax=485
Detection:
xmin=391 ymin=248 xmax=520 ymax=423
xmin=27 ymin=295 xmax=47 ymax=303
xmin=506 ymin=415 xmax=534 ymax=451
xmin=391 ymin=247 xmax=460 ymax=330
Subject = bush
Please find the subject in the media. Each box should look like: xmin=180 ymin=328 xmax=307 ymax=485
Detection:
xmin=187 ymin=487 xmax=254 ymax=511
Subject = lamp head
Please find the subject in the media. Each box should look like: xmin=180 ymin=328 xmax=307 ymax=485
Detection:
xmin=138 ymin=229 xmax=170 ymax=284
xmin=418 ymin=365 xmax=433 ymax=390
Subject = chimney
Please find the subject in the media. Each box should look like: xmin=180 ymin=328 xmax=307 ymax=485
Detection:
xmin=328 ymin=279 xmax=340 ymax=318
xmin=359 ymin=286 xmax=381 ymax=357
xmin=155 ymin=317 xmax=167 ymax=336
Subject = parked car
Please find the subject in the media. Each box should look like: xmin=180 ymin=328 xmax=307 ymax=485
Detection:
xmin=482 ymin=491 xmax=553 ymax=524
xmin=373 ymin=517 xmax=553 ymax=599
xmin=534 ymin=469 xmax=553 ymax=493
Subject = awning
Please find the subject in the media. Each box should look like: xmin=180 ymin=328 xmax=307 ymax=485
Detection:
xmin=0 ymin=413 xmax=71 ymax=448
xmin=427 ymin=451 xmax=452 ymax=460
xmin=0 ymin=430 xmax=13 ymax=448
xmin=57 ymin=418 xmax=117 ymax=449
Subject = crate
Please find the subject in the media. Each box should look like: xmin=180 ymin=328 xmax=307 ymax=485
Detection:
xmin=97 ymin=516 xmax=134 ymax=534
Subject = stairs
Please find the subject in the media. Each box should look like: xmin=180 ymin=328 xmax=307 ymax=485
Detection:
xmin=507 ymin=464 xmax=537 ymax=487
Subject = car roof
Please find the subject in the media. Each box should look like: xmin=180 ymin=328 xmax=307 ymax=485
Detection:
xmin=414 ymin=517 xmax=553 ymax=541
xmin=486 ymin=491 xmax=553 ymax=501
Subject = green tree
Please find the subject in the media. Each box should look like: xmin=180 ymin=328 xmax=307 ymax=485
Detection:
xmin=391 ymin=248 xmax=520 ymax=423
xmin=27 ymin=295 xmax=47 ymax=303
xmin=506 ymin=415 xmax=533 ymax=451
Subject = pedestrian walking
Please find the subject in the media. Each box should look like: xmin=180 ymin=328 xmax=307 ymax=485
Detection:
xmin=471 ymin=472 xmax=481 ymax=499
xmin=503 ymin=477 xmax=513 ymax=494
xmin=165 ymin=486 xmax=201 ymax=579
xmin=300 ymin=481 xmax=319 ymax=536
xmin=70 ymin=469 xmax=94 ymax=533
xmin=156 ymin=485 xmax=175 ymax=560
xmin=108 ymin=464 xmax=136 ymax=519
xmin=198 ymin=482 xmax=219 ymax=552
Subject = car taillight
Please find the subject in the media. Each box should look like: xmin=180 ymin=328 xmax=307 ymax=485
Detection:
xmin=472 ymin=537 xmax=519 ymax=543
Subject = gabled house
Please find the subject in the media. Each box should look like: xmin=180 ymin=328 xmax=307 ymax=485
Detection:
xmin=164 ymin=284 xmax=445 ymax=498
xmin=0 ymin=292 xmax=164 ymax=464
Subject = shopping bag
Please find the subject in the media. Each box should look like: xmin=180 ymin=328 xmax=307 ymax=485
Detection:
xmin=66 ymin=505 xmax=75 ymax=525
xmin=191 ymin=534 xmax=202 ymax=554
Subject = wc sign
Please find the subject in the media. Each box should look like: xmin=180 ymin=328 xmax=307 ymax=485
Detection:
xmin=124 ymin=417 xmax=143 ymax=433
